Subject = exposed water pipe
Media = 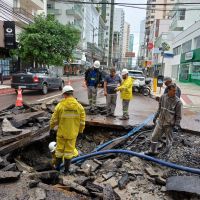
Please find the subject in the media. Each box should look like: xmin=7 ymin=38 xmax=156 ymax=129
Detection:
xmin=72 ymin=149 xmax=200 ymax=175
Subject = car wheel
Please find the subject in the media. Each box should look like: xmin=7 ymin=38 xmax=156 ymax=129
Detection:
xmin=142 ymin=88 xmax=150 ymax=96
xmin=59 ymin=81 xmax=64 ymax=91
xmin=42 ymin=84 xmax=48 ymax=95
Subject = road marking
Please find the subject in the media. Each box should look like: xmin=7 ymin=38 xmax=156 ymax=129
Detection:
xmin=36 ymin=93 xmax=61 ymax=102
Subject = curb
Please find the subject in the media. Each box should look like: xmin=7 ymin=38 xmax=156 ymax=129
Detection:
xmin=0 ymin=88 xmax=15 ymax=95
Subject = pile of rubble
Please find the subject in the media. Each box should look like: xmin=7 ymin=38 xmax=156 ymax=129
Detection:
xmin=0 ymin=100 xmax=200 ymax=199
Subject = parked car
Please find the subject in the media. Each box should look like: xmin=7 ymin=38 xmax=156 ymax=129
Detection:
xmin=127 ymin=70 xmax=146 ymax=86
xmin=11 ymin=68 xmax=65 ymax=95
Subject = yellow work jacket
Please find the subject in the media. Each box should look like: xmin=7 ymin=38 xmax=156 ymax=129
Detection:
xmin=117 ymin=76 xmax=133 ymax=100
xmin=50 ymin=97 xmax=86 ymax=139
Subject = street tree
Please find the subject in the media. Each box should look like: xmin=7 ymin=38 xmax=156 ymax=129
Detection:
xmin=14 ymin=15 xmax=80 ymax=67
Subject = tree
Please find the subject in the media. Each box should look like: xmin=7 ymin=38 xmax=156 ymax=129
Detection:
xmin=14 ymin=15 xmax=80 ymax=67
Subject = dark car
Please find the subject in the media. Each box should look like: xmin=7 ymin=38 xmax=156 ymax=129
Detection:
xmin=11 ymin=68 xmax=65 ymax=94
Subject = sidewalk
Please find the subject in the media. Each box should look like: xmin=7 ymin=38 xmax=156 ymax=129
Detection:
xmin=153 ymin=81 xmax=200 ymax=110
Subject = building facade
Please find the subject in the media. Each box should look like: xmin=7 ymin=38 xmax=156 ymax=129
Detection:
xmin=0 ymin=0 xmax=46 ymax=76
xmin=113 ymin=8 xmax=125 ymax=70
xmin=172 ymin=20 xmax=200 ymax=85
xmin=121 ymin=22 xmax=130 ymax=68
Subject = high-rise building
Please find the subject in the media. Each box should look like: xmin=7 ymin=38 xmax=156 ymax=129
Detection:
xmin=113 ymin=8 xmax=125 ymax=69
xmin=145 ymin=0 xmax=173 ymax=57
xmin=128 ymin=34 xmax=134 ymax=68
xmin=138 ymin=19 xmax=145 ymax=66
xmin=47 ymin=0 xmax=107 ymax=65
xmin=122 ymin=22 xmax=130 ymax=68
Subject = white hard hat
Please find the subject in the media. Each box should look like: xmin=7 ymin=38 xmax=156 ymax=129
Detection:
xmin=62 ymin=85 xmax=74 ymax=94
xmin=93 ymin=60 xmax=100 ymax=69
xmin=49 ymin=141 xmax=56 ymax=153
xmin=121 ymin=69 xmax=128 ymax=76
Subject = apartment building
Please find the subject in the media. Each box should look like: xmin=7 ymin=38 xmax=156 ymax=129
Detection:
xmin=121 ymin=22 xmax=130 ymax=68
xmin=0 ymin=0 xmax=46 ymax=75
xmin=113 ymin=8 xmax=125 ymax=69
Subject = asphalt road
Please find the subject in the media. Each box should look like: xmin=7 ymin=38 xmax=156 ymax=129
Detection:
xmin=0 ymin=79 xmax=88 ymax=110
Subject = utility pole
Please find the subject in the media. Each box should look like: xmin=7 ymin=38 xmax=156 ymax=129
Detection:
xmin=108 ymin=0 xmax=114 ymax=68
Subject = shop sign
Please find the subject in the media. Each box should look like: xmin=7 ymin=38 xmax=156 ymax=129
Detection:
xmin=193 ymin=62 xmax=200 ymax=66
xmin=4 ymin=21 xmax=16 ymax=49
xmin=185 ymin=51 xmax=193 ymax=61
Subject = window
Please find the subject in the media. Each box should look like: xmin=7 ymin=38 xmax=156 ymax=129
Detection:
xmin=47 ymin=3 xmax=54 ymax=9
xmin=179 ymin=9 xmax=186 ymax=20
xmin=151 ymin=10 xmax=155 ymax=13
xmin=182 ymin=40 xmax=192 ymax=53
xmin=194 ymin=36 xmax=200 ymax=49
xmin=152 ymin=0 xmax=156 ymax=1
xmin=151 ymin=16 xmax=155 ymax=18
xmin=173 ymin=45 xmax=181 ymax=56
xmin=152 ymin=5 xmax=156 ymax=8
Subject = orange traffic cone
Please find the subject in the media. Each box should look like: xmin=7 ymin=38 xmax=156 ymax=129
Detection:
xmin=15 ymin=88 xmax=23 ymax=107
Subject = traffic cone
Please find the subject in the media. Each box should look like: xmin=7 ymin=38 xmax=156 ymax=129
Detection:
xmin=15 ymin=88 xmax=23 ymax=107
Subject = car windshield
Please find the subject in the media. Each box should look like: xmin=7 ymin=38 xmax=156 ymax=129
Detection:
xmin=128 ymin=71 xmax=143 ymax=77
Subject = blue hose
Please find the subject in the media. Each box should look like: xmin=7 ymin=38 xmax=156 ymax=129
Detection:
xmin=94 ymin=114 xmax=154 ymax=151
xmin=71 ymin=149 xmax=200 ymax=175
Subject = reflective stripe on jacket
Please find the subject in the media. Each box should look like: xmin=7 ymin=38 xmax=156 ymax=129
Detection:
xmin=50 ymin=97 xmax=86 ymax=139
xmin=117 ymin=77 xmax=133 ymax=100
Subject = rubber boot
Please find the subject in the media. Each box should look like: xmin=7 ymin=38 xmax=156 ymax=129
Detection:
xmin=64 ymin=159 xmax=71 ymax=174
xmin=145 ymin=142 xmax=159 ymax=156
xmin=55 ymin=158 xmax=62 ymax=171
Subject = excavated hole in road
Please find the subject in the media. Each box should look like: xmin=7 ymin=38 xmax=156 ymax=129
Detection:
xmin=7 ymin=125 xmax=200 ymax=199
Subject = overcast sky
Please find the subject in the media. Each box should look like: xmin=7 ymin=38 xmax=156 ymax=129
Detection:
xmin=116 ymin=0 xmax=147 ymax=63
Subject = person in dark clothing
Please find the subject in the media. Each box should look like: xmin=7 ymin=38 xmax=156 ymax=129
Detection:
xmin=85 ymin=61 xmax=102 ymax=112
xmin=164 ymin=77 xmax=181 ymax=98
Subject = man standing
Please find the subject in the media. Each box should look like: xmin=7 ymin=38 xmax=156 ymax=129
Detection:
xmin=49 ymin=85 xmax=86 ymax=173
xmin=147 ymin=83 xmax=182 ymax=156
xmin=85 ymin=60 xmax=102 ymax=112
xmin=104 ymin=68 xmax=121 ymax=117
xmin=164 ymin=77 xmax=181 ymax=98
xmin=115 ymin=69 xmax=133 ymax=120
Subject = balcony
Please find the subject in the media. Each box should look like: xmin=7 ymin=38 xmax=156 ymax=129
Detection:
xmin=47 ymin=9 xmax=62 ymax=15
xmin=66 ymin=5 xmax=83 ymax=19
xmin=13 ymin=7 xmax=34 ymax=20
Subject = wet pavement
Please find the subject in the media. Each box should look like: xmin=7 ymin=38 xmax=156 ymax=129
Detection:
xmin=0 ymin=76 xmax=200 ymax=133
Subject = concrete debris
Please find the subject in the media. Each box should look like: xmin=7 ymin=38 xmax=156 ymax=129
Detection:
xmin=145 ymin=167 xmax=159 ymax=178
xmin=103 ymin=177 xmax=118 ymax=188
xmin=29 ymin=180 xmax=40 ymax=188
xmin=74 ymin=176 xmax=94 ymax=186
xmin=81 ymin=160 xmax=100 ymax=172
xmin=29 ymin=170 xmax=59 ymax=182
xmin=0 ymin=171 xmax=20 ymax=182
xmin=102 ymin=172 xmax=116 ymax=181
xmin=166 ymin=176 xmax=200 ymax=196
xmin=15 ymin=158 xmax=35 ymax=173
xmin=1 ymin=163 xmax=17 ymax=171
xmin=11 ymin=111 xmax=45 ymax=128
xmin=155 ymin=176 xmax=166 ymax=186
xmin=28 ymin=187 xmax=46 ymax=200
xmin=103 ymin=184 xmax=120 ymax=200
xmin=118 ymin=173 xmax=130 ymax=190
xmin=2 ymin=118 xmax=22 ymax=136
xmin=62 ymin=177 xmax=90 ymax=196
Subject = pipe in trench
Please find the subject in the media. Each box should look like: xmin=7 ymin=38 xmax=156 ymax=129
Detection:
xmin=71 ymin=149 xmax=200 ymax=175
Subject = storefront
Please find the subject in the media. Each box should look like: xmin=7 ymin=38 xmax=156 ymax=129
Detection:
xmin=180 ymin=48 xmax=200 ymax=85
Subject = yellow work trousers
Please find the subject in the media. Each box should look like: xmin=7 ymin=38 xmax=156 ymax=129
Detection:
xmin=55 ymin=137 xmax=78 ymax=159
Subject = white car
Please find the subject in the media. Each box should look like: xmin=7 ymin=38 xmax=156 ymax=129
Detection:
xmin=127 ymin=70 xmax=145 ymax=86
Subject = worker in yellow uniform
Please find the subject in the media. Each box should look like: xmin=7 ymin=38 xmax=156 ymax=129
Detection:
xmin=49 ymin=85 xmax=86 ymax=174
xmin=115 ymin=69 xmax=133 ymax=120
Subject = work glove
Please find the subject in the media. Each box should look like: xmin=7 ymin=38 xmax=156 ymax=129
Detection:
xmin=49 ymin=129 xmax=56 ymax=140
xmin=173 ymin=125 xmax=180 ymax=132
